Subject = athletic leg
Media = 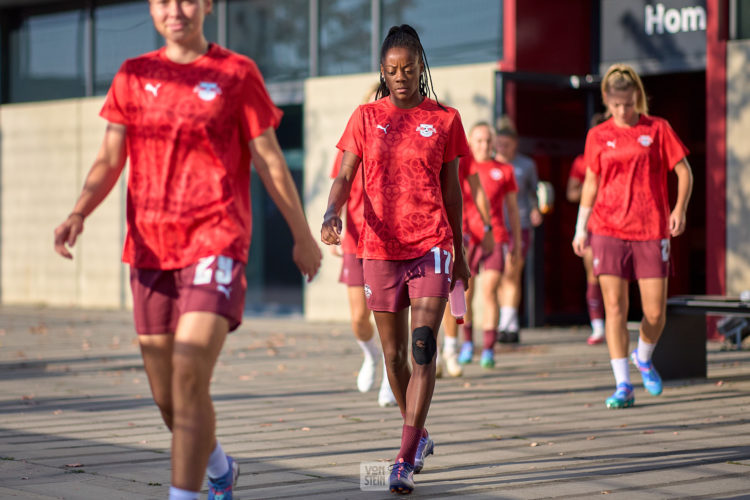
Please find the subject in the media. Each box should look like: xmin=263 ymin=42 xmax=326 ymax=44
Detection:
xmin=139 ymin=333 xmax=175 ymax=430
xmin=374 ymin=309 xmax=410 ymax=414
xmin=631 ymin=277 xmax=668 ymax=396
xmin=583 ymin=247 xmax=605 ymax=344
xmin=599 ymin=275 xmax=634 ymax=408
xmin=170 ymin=312 xmax=229 ymax=492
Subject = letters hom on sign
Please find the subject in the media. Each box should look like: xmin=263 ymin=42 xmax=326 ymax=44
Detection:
xmin=600 ymin=0 xmax=707 ymax=75
xmin=645 ymin=3 xmax=707 ymax=35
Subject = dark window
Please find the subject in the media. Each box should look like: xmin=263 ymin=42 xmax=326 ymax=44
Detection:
xmin=319 ymin=0 xmax=371 ymax=75
xmin=8 ymin=6 xmax=87 ymax=103
xmin=738 ymin=0 xmax=750 ymax=39
xmin=227 ymin=0 xmax=309 ymax=82
xmin=94 ymin=1 xmax=161 ymax=95
xmin=380 ymin=0 xmax=502 ymax=67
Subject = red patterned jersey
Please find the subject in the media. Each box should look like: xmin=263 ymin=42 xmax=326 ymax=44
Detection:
xmin=569 ymin=154 xmax=586 ymax=183
xmin=584 ymin=115 xmax=688 ymax=241
xmin=337 ymin=97 xmax=470 ymax=260
xmin=100 ymin=44 xmax=282 ymax=269
xmin=474 ymin=159 xmax=517 ymax=243
xmin=330 ymin=149 xmax=365 ymax=255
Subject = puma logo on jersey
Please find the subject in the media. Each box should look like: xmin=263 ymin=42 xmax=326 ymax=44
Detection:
xmin=416 ymin=124 xmax=436 ymax=137
xmin=217 ymin=284 xmax=231 ymax=300
xmin=606 ymin=140 xmax=616 ymax=149
xmin=377 ymin=124 xmax=390 ymax=134
xmin=194 ymin=82 xmax=222 ymax=101
xmin=144 ymin=83 xmax=161 ymax=97
xmin=638 ymin=135 xmax=653 ymax=147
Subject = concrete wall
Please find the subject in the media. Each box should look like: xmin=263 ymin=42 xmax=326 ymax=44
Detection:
xmin=0 ymin=97 xmax=128 ymax=308
xmin=303 ymin=62 xmax=497 ymax=322
xmin=726 ymin=40 xmax=750 ymax=295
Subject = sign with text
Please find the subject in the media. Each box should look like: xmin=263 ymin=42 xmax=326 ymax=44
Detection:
xmin=600 ymin=0 xmax=707 ymax=74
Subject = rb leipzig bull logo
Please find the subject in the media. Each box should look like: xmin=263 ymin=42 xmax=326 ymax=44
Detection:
xmin=193 ymin=82 xmax=222 ymax=102
xmin=416 ymin=124 xmax=436 ymax=138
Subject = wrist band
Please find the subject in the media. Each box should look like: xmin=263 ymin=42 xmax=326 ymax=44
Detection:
xmin=574 ymin=206 xmax=591 ymax=241
xmin=484 ymin=224 xmax=492 ymax=233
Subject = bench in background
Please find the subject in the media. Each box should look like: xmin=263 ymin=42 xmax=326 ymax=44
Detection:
xmin=653 ymin=295 xmax=750 ymax=380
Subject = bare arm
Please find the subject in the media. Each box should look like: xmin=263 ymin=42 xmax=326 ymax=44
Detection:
xmin=670 ymin=158 xmax=693 ymax=237
xmin=250 ymin=127 xmax=322 ymax=281
xmin=441 ymin=158 xmax=470 ymax=291
xmin=572 ymin=168 xmax=599 ymax=256
xmin=467 ymin=172 xmax=495 ymax=254
xmin=53 ymin=123 xmax=127 ymax=259
xmin=566 ymin=176 xmax=583 ymax=203
xmin=321 ymin=151 xmax=361 ymax=246
xmin=504 ymin=191 xmax=522 ymax=263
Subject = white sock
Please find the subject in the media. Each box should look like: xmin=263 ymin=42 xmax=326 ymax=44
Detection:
xmin=169 ymin=486 xmax=200 ymax=500
xmin=499 ymin=307 xmax=514 ymax=331
xmin=591 ymin=318 xmax=604 ymax=334
xmin=206 ymin=441 xmax=229 ymax=479
xmin=506 ymin=308 xmax=519 ymax=331
xmin=636 ymin=338 xmax=656 ymax=364
xmin=444 ymin=335 xmax=458 ymax=352
xmin=610 ymin=358 xmax=630 ymax=387
xmin=357 ymin=338 xmax=380 ymax=360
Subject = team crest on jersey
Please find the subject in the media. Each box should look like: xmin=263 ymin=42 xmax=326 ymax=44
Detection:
xmin=490 ymin=168 xmax=504 ymax=181
xmin=193 ymin=82 xmax=222 ymax=101
xmin=416 ymin=124 xmax=436 ymax=137
xmin=638 ymin=135 xmax=653 ymax=147
xmin=364 ymin=284 xmax=372 ymax=299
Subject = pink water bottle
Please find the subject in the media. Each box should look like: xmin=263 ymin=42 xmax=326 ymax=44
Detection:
xmin=449 ymin=279 xmax=467 ymax=324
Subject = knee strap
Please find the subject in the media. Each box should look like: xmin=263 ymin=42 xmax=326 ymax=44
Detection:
xmin=412 ymin=326 xmax=436 ymax=365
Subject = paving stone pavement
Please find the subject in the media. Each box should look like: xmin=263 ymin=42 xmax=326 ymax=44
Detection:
xmin=0 ymin=306 xmax=749 ymax=499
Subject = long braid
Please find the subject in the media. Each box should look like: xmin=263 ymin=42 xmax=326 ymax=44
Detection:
xmin=376 ymin=24 xmax=445 ymax=110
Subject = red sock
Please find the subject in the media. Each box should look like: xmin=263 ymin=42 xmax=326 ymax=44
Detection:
xmin=462 ymin=323 xmax=473 ymax=344
xmin=397 ymin=425 xmax=423 ymax=465
xmin=483 ymin=329 xmax=497 ymax=350
xmin=586 ymin=282 xmax=604 ymax=320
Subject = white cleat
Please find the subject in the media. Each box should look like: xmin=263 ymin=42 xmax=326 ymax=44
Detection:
xmin=443 ymin=348 xmax=463 ymax=377
xmin=357 ymin=355 xmax=378 ymax=393
xmin=378 ymin=374 xmax=397 ymax=407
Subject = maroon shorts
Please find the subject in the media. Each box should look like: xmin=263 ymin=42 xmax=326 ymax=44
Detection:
xmin=509 ymin=228 xmax=531 ymax=259
xmin=466 ymin=241 xmax=485 ymax=276
xmin=130 ymin=255 xmax=246 ymax=335
xmin=339 ymin=253 xmax=365 ymax=287
xmin=590 ymin=234 xmax=671 ymax=281
xmin=362 ymin=248 xmax=453 ymax=313
xmin=482 ymin=240 xmax=508 ymax=273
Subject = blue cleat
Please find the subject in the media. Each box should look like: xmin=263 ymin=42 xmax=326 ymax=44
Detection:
xmin=389 ymin=458 xmax=415 ymax=495
xmin=479 ymin=349 xmax=495 ymax=369
xmin=413 ymin=436 xmax=434 ymax=473
xmin=605 ymin=383 xmax=635 ymax=409
xmin=458 ymin=342 xmax=474 ymax=364
xmin=631 ymin=351 xmax=663 ymax=396
xmin=207 ymin=455 xmax=239 ymax=500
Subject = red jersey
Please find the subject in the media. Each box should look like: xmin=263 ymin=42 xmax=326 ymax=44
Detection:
xmin=330 ymin=150 xmax=365 ymax=255
xmin=473 ymin=159 xmax=517 ymax=243
xmin=337 ymin=97 xmax=470 ymax=260
xmin=100 ymin=44 xmax=282 ymax=269
xmin=569 ymin=154 xmax=586 ymax=183
xmin=459 ymin=156 xmax=482 ymax=245
xmin=584 ymin=115 xmax=688 ymax=241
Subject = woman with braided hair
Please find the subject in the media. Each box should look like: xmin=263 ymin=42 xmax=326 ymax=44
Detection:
xmin=322 ymin=24 xmax=470 ymax=494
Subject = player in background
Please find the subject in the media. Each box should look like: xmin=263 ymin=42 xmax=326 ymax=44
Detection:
xmin=460 ymin=122 xmax=522 ymax=368
xmin=567 ymin=113 xmax=607 ymax=345
xmin=329 ymin=84 xmax=397 ymax=406
xmin=53 ymin=1 xmax=322 ymax=499
xmin=440 ymin=128 xmax=494 ymax=377
xmin=494 ymin=116 xmax=543 ymax=343
xmin=321 ymin=25 xmax=470 ymax=494
xmin=573 ymin=64 xmax=693 ymax=409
